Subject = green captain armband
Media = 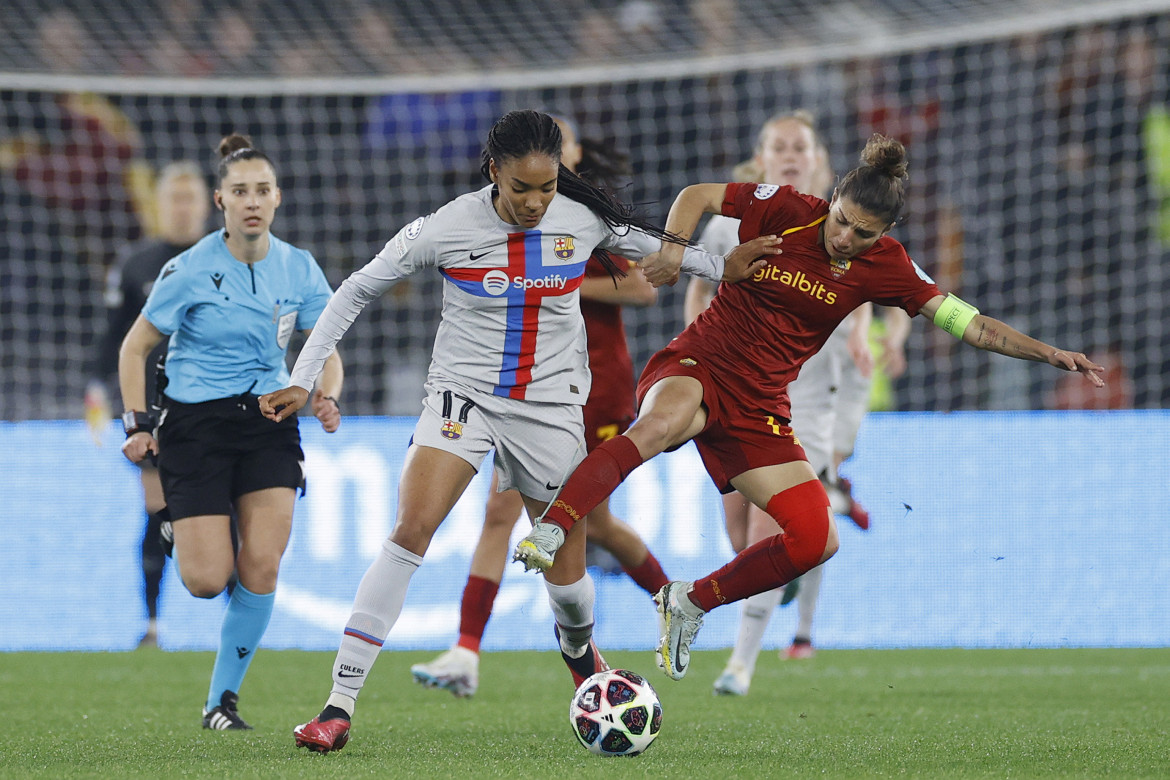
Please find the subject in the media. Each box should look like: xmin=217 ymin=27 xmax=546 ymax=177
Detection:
xmin=933 ymin=293 xmax=979 ymax=338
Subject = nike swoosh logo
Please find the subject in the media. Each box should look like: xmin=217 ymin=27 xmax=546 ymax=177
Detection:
xmin=469 ymin=251 xmax=489 ymax=261
xmin=545 ymin=482 xmax=561 ymax=491
xmin=337 ymin=671 xmax=363 ymax=678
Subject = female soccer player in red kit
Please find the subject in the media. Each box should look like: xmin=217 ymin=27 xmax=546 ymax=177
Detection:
xmin=514 ymin=134 xmax=1105 ymax=681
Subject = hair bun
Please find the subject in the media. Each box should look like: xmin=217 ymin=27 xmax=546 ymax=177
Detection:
xmin=218 ymin=133 xmax=254 ymax=158
xmin=860 ymin=134 xmax=908 ymax=179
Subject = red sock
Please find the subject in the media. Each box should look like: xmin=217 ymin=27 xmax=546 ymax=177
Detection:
xmin=689 ymin=479 xmax=831 ymax=611
xmin=455 ymin=575 xmax=499 ymax=653
xmin=623 ymin=550 xmax=669 ymax=595
xmin=542 ymin=436 xmax=643 ymax=533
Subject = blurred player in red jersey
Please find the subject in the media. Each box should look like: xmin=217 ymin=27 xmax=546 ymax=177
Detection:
xmin=514 ymin=134 xmax=1105 ymax=681
xmin=409 ymin=116 xmax=668 ymax=698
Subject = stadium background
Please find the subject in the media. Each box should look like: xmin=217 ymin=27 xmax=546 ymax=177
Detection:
xmin=1 ymin=0 xmax=1168 ymax=652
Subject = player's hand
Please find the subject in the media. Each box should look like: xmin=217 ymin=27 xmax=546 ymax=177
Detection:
xmin=121 ymin=431 xmax=158 ymax=463
xmin=722 ymin=235 xmax=781 ymax=283
xmin=640 ymin=244 xmax=685 ymax=288
xmin=84 ymin=380 xmax=111 ymax=446
xmin=311 ymin=389 xmax=341 ymax=433
xmin=878 ymin=339 xmax=907 ymax=378
xmin=258 ymin=386 xmax=310 ymax=422
xmin=847 ymin=327 xmax=875 ymax=379
xmin=1049 ymin=350 xmax=1105 ymax=387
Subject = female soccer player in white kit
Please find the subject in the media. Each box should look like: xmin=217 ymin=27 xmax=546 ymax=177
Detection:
xmin=259 ymin=110 xmax=778 ymax=753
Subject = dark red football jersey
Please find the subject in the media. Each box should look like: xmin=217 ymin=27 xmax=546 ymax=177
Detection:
xmin=580 ymin=254 xmax=636 ymax=423
xmin=672 ymin=183 xmax=940 ymax=416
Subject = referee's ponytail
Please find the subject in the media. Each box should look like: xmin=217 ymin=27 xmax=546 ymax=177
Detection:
xmin=480 ymin=110 xmax=690 ymax=279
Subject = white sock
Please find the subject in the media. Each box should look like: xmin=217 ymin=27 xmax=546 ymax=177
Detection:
xmin=673 ymin=581 xmax=706 ymax=617
xmin=329 ymin=540 xmax=423 ymax=708
xmin=794 ymin=564 xmax=824 ymax=642
xmin=325 ymin=691 xmax=356 ymax=717
xmin=545 ymin=574 xmax=595 ymax=657
xmin=729 ymin=588 xmax=782 ymax=673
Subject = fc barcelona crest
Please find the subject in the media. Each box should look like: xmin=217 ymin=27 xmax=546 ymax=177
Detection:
xmin=829 ymin=256 xmax=851 ymax=277
xmin=553 ymin=236 xmax=575 ymax=260
xmin=441 ymin=420 xmax=463 ymax=440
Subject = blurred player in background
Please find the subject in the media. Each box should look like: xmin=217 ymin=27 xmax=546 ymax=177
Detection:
xmin=260 ymin=110 xmax=771 ymax=753
xmin=409 ymin=115 xmax=668 ymax=698
xmin=515 ymin=134 xmax=1105 ymax=683
xmin=88 ymin=161 xmax=211 ymax=648
xmin=684 ymin=112 xmax=908 ymax=695
xmin=119 ymin=134 xmax=344 ymax=730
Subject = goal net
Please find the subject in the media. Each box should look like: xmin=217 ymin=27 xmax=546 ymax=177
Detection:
xmin=1 ymin=0 xmax=1168 ymax=420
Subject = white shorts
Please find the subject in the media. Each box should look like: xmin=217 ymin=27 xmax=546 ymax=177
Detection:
xmin=787 ymin=324 xmax=847 ymax=478
xmin=833 ymin=345 xmax=873 ymax=457
xmin=412 ymin=379 xmax=586 ymax=502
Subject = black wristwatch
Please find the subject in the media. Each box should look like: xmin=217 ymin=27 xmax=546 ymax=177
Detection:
xmin=122 ymin=410 xmax=157 ymax=437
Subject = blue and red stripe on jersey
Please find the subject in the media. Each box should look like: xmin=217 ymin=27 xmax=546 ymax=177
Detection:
xmin=439 ymin=230 xmax=586 ymax=399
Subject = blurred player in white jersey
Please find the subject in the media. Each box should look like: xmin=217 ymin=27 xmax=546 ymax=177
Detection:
xmin=259 ymin=110 xmax=778 ymax=753
xmin=684 ymin=111 xmax=906 ymax=695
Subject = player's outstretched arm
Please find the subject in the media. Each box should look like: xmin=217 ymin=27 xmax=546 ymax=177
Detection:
xmin=920 ymin=294 xmax=1105 ymax=386
xmin=641 ymin=184 xmax=729 ymax=287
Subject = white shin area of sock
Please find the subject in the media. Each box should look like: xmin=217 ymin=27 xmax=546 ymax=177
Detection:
xmin=329 ymin=539 xmax=423 ymax=706
xmin=795 ymin=564 xmax=824 ymax=641
xmin=729 ymin=587 xmax=782 ymax=671
xmin=545 ymin=574 xmax=595 ymax=657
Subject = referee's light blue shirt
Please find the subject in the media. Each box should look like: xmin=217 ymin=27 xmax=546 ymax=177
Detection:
xmin=143 ymin=230 xmax=333 ymax=403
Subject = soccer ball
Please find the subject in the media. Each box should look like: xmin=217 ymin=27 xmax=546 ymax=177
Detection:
xmin=569 ymin=669 xmax=662 ymax=756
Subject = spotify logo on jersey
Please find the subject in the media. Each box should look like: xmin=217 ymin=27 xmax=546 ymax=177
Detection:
xmin=482 ymin=270 xmax=510 ymax=295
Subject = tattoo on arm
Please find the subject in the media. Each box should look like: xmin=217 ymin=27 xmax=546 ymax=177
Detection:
xmin=977 ymin=324 xmax=1000 ymax=349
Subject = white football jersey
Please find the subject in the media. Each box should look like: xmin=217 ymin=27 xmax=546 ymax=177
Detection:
xmin=292 ymin=184 xmax=676 ymax=405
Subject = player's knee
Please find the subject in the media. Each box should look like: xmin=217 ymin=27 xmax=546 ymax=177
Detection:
xmin=182 ymin=571 xmax=231 ymax=599
xmin=626 ymin=414 xmax=675 ymax=453
xmin=389 ymin=522 xmax=433 ymax=557
xmin=236 ymin=557 xmax=280 ymax=593
xmin=764 ymin=479 xmax=832 ymax=572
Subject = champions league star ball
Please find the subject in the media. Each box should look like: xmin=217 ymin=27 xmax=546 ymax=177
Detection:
xmin=569 ymin=669 xmax=663 ymax=756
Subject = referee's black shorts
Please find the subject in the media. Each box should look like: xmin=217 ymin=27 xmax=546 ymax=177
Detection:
xmin=157 ymin=394 xmax=305 ymax=522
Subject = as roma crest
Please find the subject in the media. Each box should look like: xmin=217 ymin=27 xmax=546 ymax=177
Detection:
xmin=829 ymin=257 xmax=851 ymax=278
xmin=441 ymin=420 xmax=463 ymax=440
xmin=553 ymin=236 xmax=575 ymax=260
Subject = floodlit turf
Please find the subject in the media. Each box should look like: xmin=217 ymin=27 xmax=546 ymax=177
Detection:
xmin=2 ymin=647 xmax=1167 ymax=778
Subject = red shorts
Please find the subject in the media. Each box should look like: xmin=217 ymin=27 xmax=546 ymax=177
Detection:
xmin=637 ymin=344 xmax=807 ymax=493
xmin=582 ymin=399 xmax=633 ymax=453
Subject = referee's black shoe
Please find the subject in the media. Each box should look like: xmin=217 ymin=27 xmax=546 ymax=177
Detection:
xmin=202 ymin=690 xmax=253 ymax=730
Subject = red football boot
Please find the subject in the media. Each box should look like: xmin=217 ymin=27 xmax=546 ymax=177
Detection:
xmin=293 ymin=712 xmax=351 ymax=753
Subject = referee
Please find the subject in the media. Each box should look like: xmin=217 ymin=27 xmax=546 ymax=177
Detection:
xmin=118 ymin=134 xmax=343 ymax=730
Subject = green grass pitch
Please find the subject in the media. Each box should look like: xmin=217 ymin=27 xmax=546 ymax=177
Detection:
xmin=3 ymin=648 xmax=1167 ymax=778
